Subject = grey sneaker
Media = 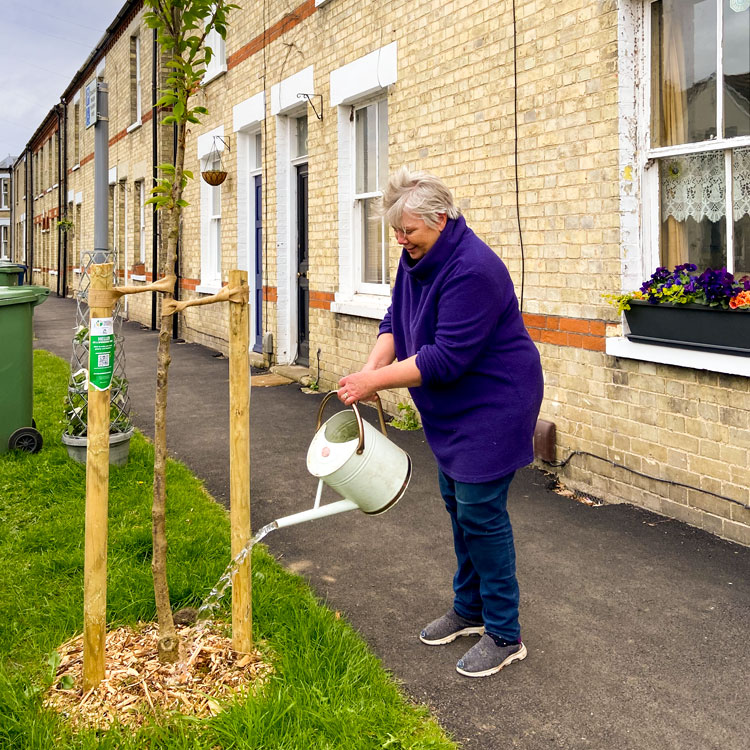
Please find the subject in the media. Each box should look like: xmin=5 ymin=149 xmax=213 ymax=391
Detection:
xmin=419 ymin=609 xmax=484 ymax=645
xmin=456 ymin=634 xmax=527 ymax=677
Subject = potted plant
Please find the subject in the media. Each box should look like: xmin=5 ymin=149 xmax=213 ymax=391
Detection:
xmin=605 ymin=264 xmax=750 ymax=356
xmin=61 ymin=326 xmax=134 ymax=466
xmin=57 ymin=217 xmax=75 ymax=234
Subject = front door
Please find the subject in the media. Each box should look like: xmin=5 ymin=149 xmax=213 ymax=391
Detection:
xmin=253 ymin=174 xmax=263 ymax=352
xmin=296 ymin=163 xmax=309 ymax=366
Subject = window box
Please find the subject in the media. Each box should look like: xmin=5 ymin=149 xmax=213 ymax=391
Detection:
xmin=624 ymin=300 xmax=750 ymax=357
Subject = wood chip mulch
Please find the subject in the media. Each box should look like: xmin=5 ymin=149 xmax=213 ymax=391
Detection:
xmin=44 ymin=623 xmax=274 ymax=729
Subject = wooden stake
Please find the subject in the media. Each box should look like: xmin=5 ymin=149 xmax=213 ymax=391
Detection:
xmin=228 ymin=270 xmax=252 ymax=652
xmin=83 ymin=262 xmax=114 ymax=691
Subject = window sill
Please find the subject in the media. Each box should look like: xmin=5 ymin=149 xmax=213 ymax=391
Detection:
xmin=130 ymin=274 xmax=147 ymax=282
xmin=49 ymin=270 xmax=58 ymax=277
xmin=331 ymin=293 xmax=390 ymax=320
xmin=127 ymin=120 xmax=142 ymax=134
xmin=606 ymin=337 xmax=750 ymax=378
xmin=196 ymin=283 xmax=222 ymax=295
xmin=203 ymin=66 xmax=227 ymax=86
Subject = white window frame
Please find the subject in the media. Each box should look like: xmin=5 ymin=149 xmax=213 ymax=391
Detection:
xmin=0 ymin=224 xmax=9 ymax=260
xmin=329 ymin=42 xmax=397 ymax=319
xmin=353 ymin=98 xmax=390 ymax=297
xmin=198 ymin=125 xmax=225 ymax=292
xmin=203 ymin=10 xmax=227 ymax=84
xmin=130 ymin=35 xmax=142 ymax=129
xmin=137 ymin=180 xmax=146 ymax=265
xmin=639 ymin=0 xmax=750 ymax=275
xmin=610 ymin=0 xmax=750 ymax=376
xmin=0 ymin=178 xmax=8 ymax=209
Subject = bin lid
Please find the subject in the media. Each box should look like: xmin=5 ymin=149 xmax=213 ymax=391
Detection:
xmin=0 ymin=285 xmax=50 ymax=307
xmin=0 ymin=263 xmax=25 ymax=273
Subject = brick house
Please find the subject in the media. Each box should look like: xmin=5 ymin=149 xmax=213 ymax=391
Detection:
xmin=13 ymin=0 xmax=750 ymax=545
xmin=0 ymin=155 xmax=13 ymax=261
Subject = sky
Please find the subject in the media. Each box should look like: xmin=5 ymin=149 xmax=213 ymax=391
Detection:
xmin=0 ymin=0 xmax=123 ymax=161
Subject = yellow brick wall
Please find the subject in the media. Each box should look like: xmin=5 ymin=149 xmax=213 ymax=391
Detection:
xmin=17 ymin=0 xmax=750 ymax=546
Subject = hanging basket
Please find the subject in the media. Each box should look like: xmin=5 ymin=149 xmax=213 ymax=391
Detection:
xmin=201 ymin=170 xmax=227 ymax=186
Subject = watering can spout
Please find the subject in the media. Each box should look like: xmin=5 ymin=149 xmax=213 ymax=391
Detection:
xmin=274 ymin=499 xmax=359 ymax=529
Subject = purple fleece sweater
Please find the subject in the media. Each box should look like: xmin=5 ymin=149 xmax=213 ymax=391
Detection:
xmin=379 ymin=216 xmax=544 ymax=482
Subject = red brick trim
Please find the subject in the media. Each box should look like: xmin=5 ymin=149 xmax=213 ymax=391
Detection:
xmin=309 ymin=290 xmax=334 ymax=310
xmin=523 ymin=313 xmax=606 ymax=352
xmin=179 ymin=277 xmax=200 ymax=292
xmin=109 ymin=109 xmax=154 ymax=148
xmin=228 ymin=0 xmax=317 ymax=70
xmin=263 ymin=286 xmax=277 ymax=302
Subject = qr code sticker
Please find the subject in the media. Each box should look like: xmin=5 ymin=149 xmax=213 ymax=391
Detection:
xmin=97 ymin=353 xmax=110 ymax=368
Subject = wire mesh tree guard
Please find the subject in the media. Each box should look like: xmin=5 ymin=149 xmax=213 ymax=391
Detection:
xmin=64 ymin=250 xmax=132 ymax=437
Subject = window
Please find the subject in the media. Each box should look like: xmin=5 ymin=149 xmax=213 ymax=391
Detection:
xmin=646 ymin=0 xmax=750 ymax=277
xmin=136 ymin=180 xmax=146 ymax=264
xmin=48 ymin=140 xmax=53 ymax=189
xmin=0 ymin=178 xmax=8 ymax=209
xmin=73 ymin=101 xmax=80 ymax=164
xmin=0 ymin=225 xmax=9 ymax=259
xmin=200 ymin=151 xmax=222 ymax=287
xmin=130 ymin=35 xmax=142 ymax=125
xmin=354 ymin=99 xmax=389 ymax=290
xmin=204 ymin=11 xmax=226 ymax=83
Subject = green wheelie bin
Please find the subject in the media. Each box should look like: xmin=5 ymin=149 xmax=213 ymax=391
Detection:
xmin=0 ymin=285 xmax=50 ymax=454
xmin=0 ymin=262 xmax=25 ymax=287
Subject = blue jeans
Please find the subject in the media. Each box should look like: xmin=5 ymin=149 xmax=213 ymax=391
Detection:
xmin=438 ymin=469 xmax=520 ymax=642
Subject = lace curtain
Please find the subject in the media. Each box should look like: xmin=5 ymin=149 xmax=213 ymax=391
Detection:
xmin=661 ymin=151 xmax=725 ymax=223
xmin=734 ymin=147 xmax=750 ymax=221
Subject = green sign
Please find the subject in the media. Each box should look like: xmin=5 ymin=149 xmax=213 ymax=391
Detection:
xmin=89 ymin=317 xmax=115 ymax=391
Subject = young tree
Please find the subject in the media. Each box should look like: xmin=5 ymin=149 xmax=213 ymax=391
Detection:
xmin=143 ymin=0 xmax=237 ymax=663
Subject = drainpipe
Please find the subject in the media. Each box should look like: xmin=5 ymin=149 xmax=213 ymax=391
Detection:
xmin=151 ymin=27 xmax=159 ymax=331
xmin=28 ymin=148 xmax=34 ymax=280
xmin=61 ymin=99 xmax=69 ymax=297
xmin=55 ymin=105 xmax=63 ymax=296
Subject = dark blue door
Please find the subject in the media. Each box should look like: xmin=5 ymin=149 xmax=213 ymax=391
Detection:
xmin=253 ymin=174 xmax=263 ymax=353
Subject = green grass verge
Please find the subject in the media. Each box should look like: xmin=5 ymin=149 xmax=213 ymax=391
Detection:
xmin=0 ymin=350 xmax=456 ymax=750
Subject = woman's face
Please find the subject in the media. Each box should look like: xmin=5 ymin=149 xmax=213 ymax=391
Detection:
xmin=392 ymin=210 xmax=447 ymax=262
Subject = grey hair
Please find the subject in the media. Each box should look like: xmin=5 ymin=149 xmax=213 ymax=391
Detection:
xmin=381 ymin=167 xmax=461 ymax=229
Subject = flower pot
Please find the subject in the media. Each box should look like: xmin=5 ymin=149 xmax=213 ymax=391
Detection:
xmin=61 ymin=427 xmax=135 ymax=466
xmin=624 ymin=300 xmax=750 ymax=356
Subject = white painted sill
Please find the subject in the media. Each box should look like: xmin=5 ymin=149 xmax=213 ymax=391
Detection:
xmin=606 ymin=337 xmax=750 ymax=378
xmin=331 ymin=293 xmax=390 ymax=320
xmin=196 ymin=283 xmax=222 ymax=295
xmin=49 ymin=270 xmax=58 ymax=277
xmin=203 ymin=66 xmax=227 ymax=86
xmin=130 ymin=274 xmax=147 ymax=282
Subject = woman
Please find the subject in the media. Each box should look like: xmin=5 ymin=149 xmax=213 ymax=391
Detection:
xmin=338 ymin=167 xmax=544 ymax=678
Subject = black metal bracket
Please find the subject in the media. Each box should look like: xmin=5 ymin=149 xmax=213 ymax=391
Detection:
xmin=214 ymin=135 xmax=231 ymax=151
xmin=297 ymin=93 xmax=323 ymax=121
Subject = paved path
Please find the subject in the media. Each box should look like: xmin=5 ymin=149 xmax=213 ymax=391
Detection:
xmin=34 ymin=295 xmax=750 ymax=750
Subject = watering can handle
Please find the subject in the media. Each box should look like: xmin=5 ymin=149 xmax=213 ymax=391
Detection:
xmin=315 ymin=392 xmax=389 ymax=455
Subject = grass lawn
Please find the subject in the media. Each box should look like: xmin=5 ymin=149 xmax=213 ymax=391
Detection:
xmin=0 ymin=350 xmax=456 ymax=749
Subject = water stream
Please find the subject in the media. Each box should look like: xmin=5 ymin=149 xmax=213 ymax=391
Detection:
xmin=183 ymin=520 xmax=279 ymax=667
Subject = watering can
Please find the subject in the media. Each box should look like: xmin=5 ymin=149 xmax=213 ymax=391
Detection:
xmin=274 ymin=392 xmax=412 ymax=529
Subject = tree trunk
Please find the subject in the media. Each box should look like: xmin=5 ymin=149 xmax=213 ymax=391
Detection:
xmin=152 ymin=117 xmax=187 ymax=663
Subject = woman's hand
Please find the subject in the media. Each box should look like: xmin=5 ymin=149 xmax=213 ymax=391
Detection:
xmin=337 ymin=371 xmax=378 ymax=405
